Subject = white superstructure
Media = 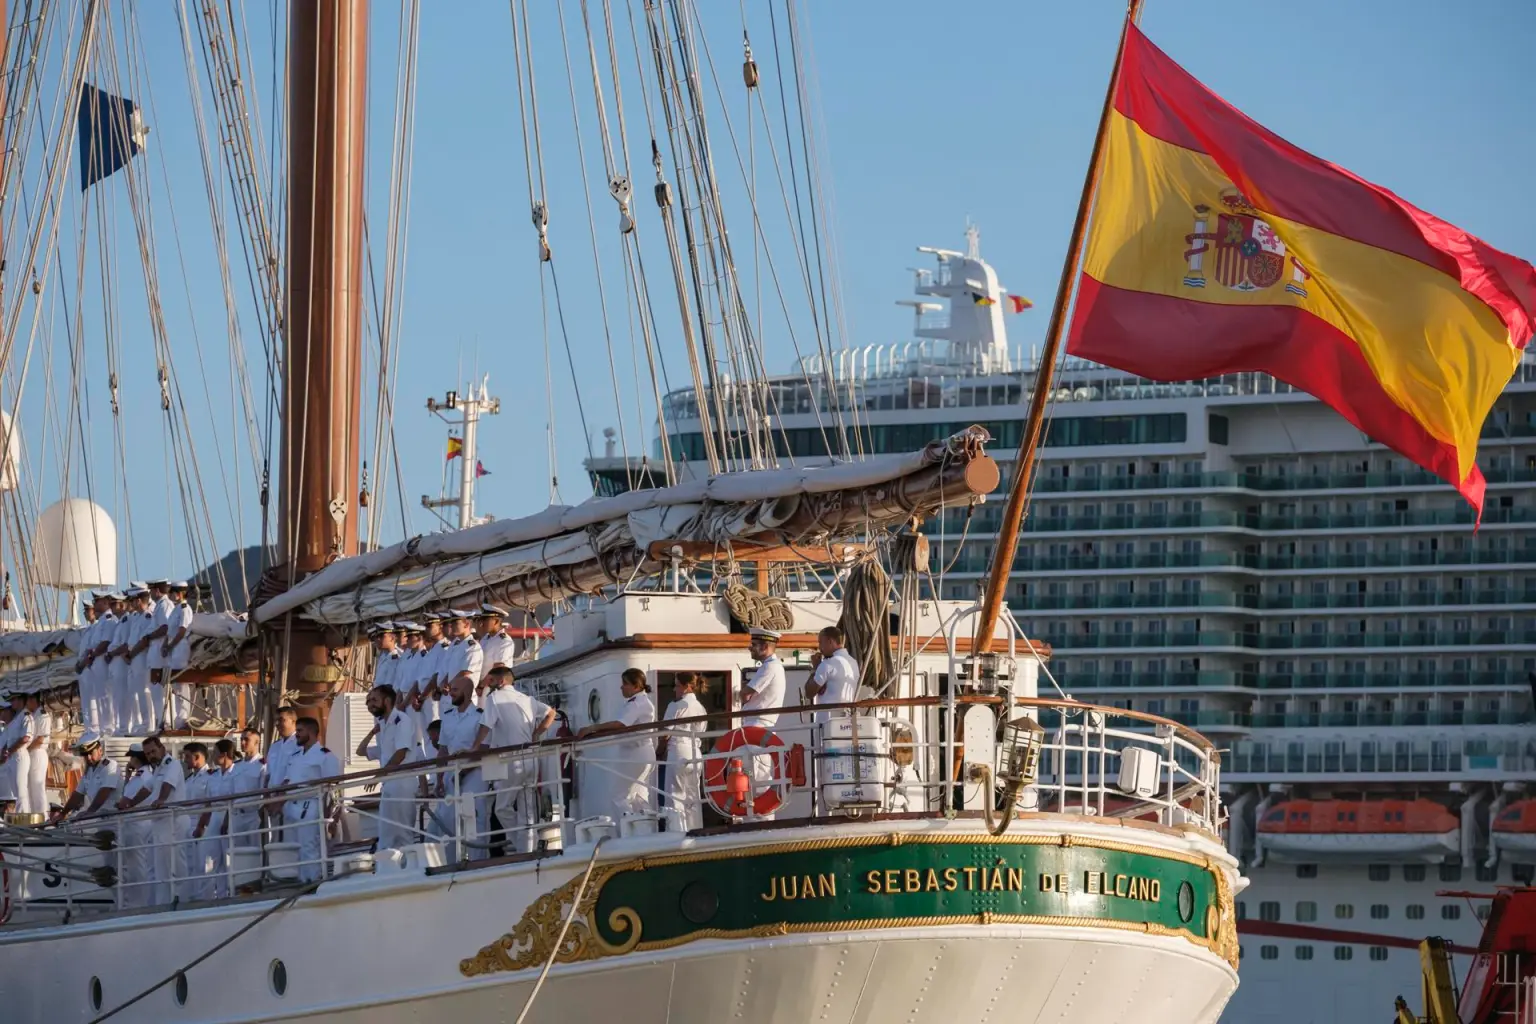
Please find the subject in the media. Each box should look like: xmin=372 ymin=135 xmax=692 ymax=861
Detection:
xmin=591 ymin=232 xmax=1536 ymax=1024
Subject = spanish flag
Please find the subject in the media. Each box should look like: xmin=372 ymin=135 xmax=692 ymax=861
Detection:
xmin=1007 ymin=295 xmax=1033 ymax=314
xmin=446 ymin=436 xmax=463 ymax=462
xmin=1067 ymin=24 xmax=1536 ymax=516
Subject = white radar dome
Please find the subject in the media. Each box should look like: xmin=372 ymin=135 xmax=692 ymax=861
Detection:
xmin=35 ymin=498 xmax=116 ymax=589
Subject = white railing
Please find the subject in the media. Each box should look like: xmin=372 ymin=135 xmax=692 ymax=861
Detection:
xmin=0 ymin=697 xmax=1222 ymax=924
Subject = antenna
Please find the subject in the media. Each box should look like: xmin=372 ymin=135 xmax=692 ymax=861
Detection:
xmin=423 ymin=375 xmax=501 ymax=530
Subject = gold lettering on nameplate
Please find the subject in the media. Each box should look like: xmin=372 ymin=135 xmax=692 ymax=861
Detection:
xmin=865 ymin=866 xmax=1027 ymax=894
xmin=1038 ymin=872 xmax=1071 ymax=894
xmin=1083 ymin=871 xmax=1161 ymax=902
xmin=761 ymin=873 xmax=838 ymax=902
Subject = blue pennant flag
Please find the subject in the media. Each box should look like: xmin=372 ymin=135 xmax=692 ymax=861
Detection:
xmin=78 ymin=83 xmax=147 ymax=190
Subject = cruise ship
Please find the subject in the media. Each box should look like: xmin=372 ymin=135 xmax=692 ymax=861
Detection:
xmin=588 ymin=230 xmax=1536 ymax=1024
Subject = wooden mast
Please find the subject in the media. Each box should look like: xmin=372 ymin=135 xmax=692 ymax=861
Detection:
xmin=279 ymin=0 xmax=368 ymax=727
xmin=973 ymin=0 xmax=1141 ymax=653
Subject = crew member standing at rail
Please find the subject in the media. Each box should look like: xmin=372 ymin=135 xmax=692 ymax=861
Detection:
xmin=579 ymin=668 xmax=657 ymax=818
xmin=193 ymin=738 xmax=238 ymax=899
xmin=51 ymin=732 xmax=120 ymax=821
xmin=120 ymin=587 xmax=156 ymax=733
xmin=659 ymin=672 xmax=708 ymax=831
xmin=143 ymin=580 xmax=174 ymax=730
xmin=276 ymin=716 xmax=335 ymax=884
xmin=265 ymin=708 xmax=300 ymax=842
xmin=358 ymin=684 xmax=418 ymax=851
xmin=179 ymin=742 xmax=215 ymax=901
xmin=444 ymin=611 xmax=484 ymax=705
xmin=437 ymin=675 xmax=487 ymax=860
xmin=143 ymin=735 xmax=186 ymax=905
xmin=476 ymin=606 xmax=516 ymax=693
xmin=114 ymin=747 xmax=154 ymax=907
xmin=162 ymin=582 xmax=196 ymax=728
xmin=25 ymin=692 xmax=51 ymax=815
xmin=474 ymin=665 xmax=555 ymax=854
xmin=0 ymin=690 xmax=34 ymax=815
xmin=75 ymin=592 xmax=111 ymax=733
xmin=226 ymin=727 xmax=266 ymax=851
xmin=804 ymin=625 xmax=861 ymax=723
xmin=739 ymin=628 xmax=788 ymax=820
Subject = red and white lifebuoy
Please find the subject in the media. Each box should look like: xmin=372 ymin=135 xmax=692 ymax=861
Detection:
xmin=703 ymin=727 xmax=804 ymax=818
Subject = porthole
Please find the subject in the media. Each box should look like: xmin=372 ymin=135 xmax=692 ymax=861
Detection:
xmin=587 ymin=689 xmax=602 ymax=726
xmin=1176 ymin=881 xmax=1194 ymax=923
xmin=89 ymin=976 xmax=103 ymax=1011
xmin=173 ymin=972 xmax=188 ymax=1006
xmin=270 ymin=959 xmax=288 ymax=997
xmin=679 ymin=880 xmax=719 ymax=925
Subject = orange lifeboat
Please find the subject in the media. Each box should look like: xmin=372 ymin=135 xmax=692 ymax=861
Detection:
xmin=1256 ymin=798 xmax=1458 ymax=860
xmin=1490 ymin=798 xmax=1536 ymax=856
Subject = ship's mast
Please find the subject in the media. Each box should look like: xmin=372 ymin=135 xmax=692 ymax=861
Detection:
xmin=278 ymin=0 xmax=368 ymax=724
xmin=423 ymin=379 xmax=501 ymax=530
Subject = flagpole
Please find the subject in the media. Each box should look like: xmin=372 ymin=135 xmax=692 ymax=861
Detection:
xmin=973 ymin=0 xmax=1143 ymax=654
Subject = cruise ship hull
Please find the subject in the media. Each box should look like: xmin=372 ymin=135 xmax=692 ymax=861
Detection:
xmin=0 ymin=820 xmax=1239 ymax=1024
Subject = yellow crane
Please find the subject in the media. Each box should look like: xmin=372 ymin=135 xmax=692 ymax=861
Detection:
xmin=1394 ymin=937 xmax=1461 ymax=1024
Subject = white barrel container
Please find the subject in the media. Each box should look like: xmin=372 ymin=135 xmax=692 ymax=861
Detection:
xmin=818 ymin=716 xmax=889 ymax=808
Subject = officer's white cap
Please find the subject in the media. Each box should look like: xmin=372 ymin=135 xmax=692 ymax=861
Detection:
xmin=748 ymin=627 xmax=782 ymax=642
xmin=146 ymin=578 xmax=169 ymax=587
xmin=107 ymin=590 xmax=126 ymax=601
xmin=449 ymin=609 xmax=474 ymax=620
xmin=75 ymin=731 xmax=103 ymax=752
xmin=129 ymin=580 xmax=147 ymax=590
xmin=125 ymin=586 xmax=148 ymax=598
xmin=479 ymin=604 xmax=508 ymax=617
xmin=396 ymin=620 xmax=423 ymax=632
xmin=169 ymin=580 xmax=189 ymax=590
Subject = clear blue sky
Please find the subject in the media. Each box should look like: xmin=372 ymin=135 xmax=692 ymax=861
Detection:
xmin=35 ymin=0 xmax=1536 ymax=588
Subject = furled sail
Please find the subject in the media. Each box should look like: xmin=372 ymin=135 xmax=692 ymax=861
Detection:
xmin=254 ymin=427 xmax=998 ymax=627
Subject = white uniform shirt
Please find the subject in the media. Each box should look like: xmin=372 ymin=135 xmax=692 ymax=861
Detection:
xmin=111 ymin=613 xmax=137 ymax=660
xmin=374 ymin=650 xmax=400 ymax=691
xmin=150 ymin=755 xmax=186 ymax=804
xmin=166 ymin=600 xmax=195 ymax=670
xmin=662 ymin=692 xmax=707 ymax=765
xmin=742 ymin=656 xmax=786 ymax=728
xmin=265 ymin=734 xmax=299 ymax=792
xmin=226 ymin=755 xmax=266 ymax=797
xmin=7 ymin=710 xmax=34 ymax=749
xmin=127 ymin=610 xmax=155 ymax=668
xmin=480 ymin=685 xmax=552 ymax=750
xmin=366 ymin=708 xmax=416 ymax=771
xmin=443 ymin=636 xmax=483 ymax=685
xmin=615 ymin=691 xmax=657 ymax=765
xmin=479 ymin=631 xmax=516 ymax=679
xmin=204 ymin=765 xmax=235 ymax=831
xmin=146 ymin=596 xmax=174 ymax=669
xmin=182 ymin=765 xmax=214 ymax=831
xmin=438 ymin=703 xmax=484 ymax=756
xmin=812 ymin=649 xmax=861 ymax=720
xmin=28 ymin=710 xmax=50 ymax=745
xmin=91 ymin=612 xmax=118 ymax=657
xmin=122 ymin=765 xmax=154 ymax=806
xmin=422 ymin=639 xmax=450 ymax=688
xmin=78 ymin=756 xmax=122 ymax=810
xmin=279 ymin=743 xmax=336 ymax=788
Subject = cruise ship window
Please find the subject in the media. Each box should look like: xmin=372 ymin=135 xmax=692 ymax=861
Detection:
xmin=1513 ymin=864 xmax=1535 ymax=885
xmin=1369 ymin=864 xmax=1392 ymax=882
xmin=1439 ymin=864 xmax=1463 ymax=883
xmin=1403 ymin=865 xmax=1427 ymax=882
xmin=1370 ymin=947 xmax=1389 ymax=962
xmin=1407 ymin=905 xmax=1425 ymax=920
xmin=1236 ymin=901 xmax=1246 ymax=920
xmin=1295 ymin=946 xmax=1314 ymax=961
xmin=1295 ymin=902 xmax=1317 ymax=922
xmin=1370 ymin=905 xmax=1390 ymax=920
xmin=1260 ymin=946 xmax=1279 ymax=961
xmin=1333 ymin=947 xmax=1353 ymax=961
xmin=1295 ymin=864 xmax=1317 ymax=879
xmin=1441 ymin=905 xmax=1461 ymax=921
xmin=1259 ymin=902 xmax=1281 ymax=922
xmin=1335 ymin=904 xmax=1354 ymax=920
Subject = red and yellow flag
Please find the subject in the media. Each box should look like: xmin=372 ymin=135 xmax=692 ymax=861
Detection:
xmin=1067 ymin=25 xmax=1536 ymax=515
xmin=446 ymin=436 xmax=463 ymax=462
xmin=1008 ymin=295 xmax=1034 ymax=313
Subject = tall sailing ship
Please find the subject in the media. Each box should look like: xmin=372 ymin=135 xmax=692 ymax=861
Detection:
xmin=0 ymin=3 xmax=1243 ymax=1024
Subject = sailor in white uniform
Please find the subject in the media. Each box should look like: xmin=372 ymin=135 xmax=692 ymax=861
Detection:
xmin=193 ymin=739 xmax=238 ymax=899
xmin=0 ymin=692 xmax=34 ymax=815
xmin=143 ymin=580 xmax=174 ymax=730
xmin=100 ymin=592 xmax=134 ymax=734
xmin=264 ymin=708 xmax=301 ymax=841
xmin=437 ymin=675 xmax=488 ymax=860
xmin=117 ymin=588 xmax=155 ymax=733
xmin=659 ymin=673 xmax=709 ymax=831
xmin=474 ymin=665 xmax=555 ymax=853
xmin=579 ymin=668 xmax=657 ymax=818
xmin=444 ymin=611 xmax=484 ymax=704
xmin=804 ymin=625 xmax=861 ymax=723
xmin=739 ymin=627 xmax=788 ymax=820
xmin=358 ymin=684 xmax=418 ymax=850
xmin=142 ymin=735 xmax=186 ymax=905
xmin=178 ymin=742 xmax=215 ymax=901
xmin=278 ymin=716 xmax=340 ymax=884
xmin=114 ymin=749 xmax=155 ymax=908
xmin=226 ymin=728 xmax=267 ymax=851
xmin=51 ymin=732 xmax=120 ymax=822
xmin=370 ymin=622 xmax=400 ymax=691
xmin=161 ymin=582 xmax=196 ymax=728
xmin=25 ymin=692 xmax=51 ymax=815
xmin=75 ymin=593 xmax=111 ymax=732
xmin=476 ymin=605 xmax=516 ymax=691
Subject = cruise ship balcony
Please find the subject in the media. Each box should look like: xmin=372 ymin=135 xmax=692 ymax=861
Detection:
xmin=1250 ymin=710 xmax=1531 ymax=728
xmin=1224 ymin=736 xmax=1536 ymax=782
xmin=1024 ymin=466 xmax=1536 ymax=495
xmin=1042 ymin=629 xmax=1536 ymax=652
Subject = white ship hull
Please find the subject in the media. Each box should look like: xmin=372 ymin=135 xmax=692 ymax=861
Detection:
xmin=1256 ymin=830 xmax=1459 ymax=861
xmin=2 ymin=819 xmax=1239 ymax=1024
